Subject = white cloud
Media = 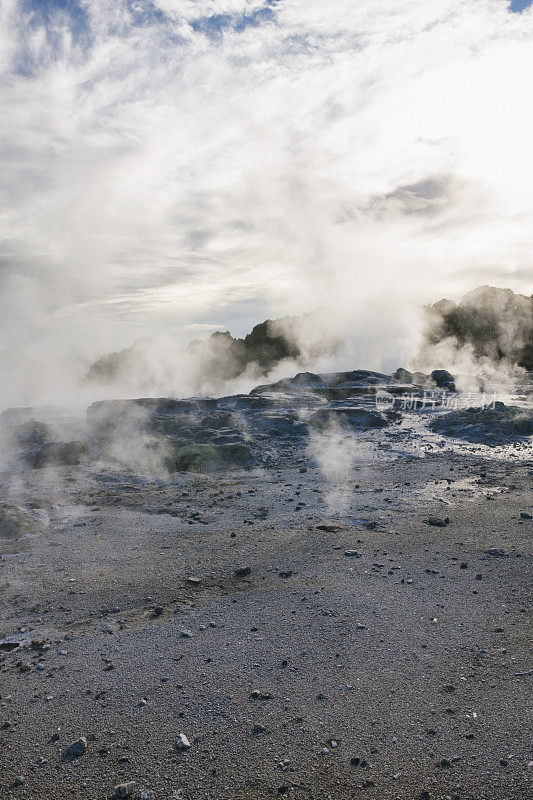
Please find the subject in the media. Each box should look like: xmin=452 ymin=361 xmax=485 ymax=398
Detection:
xmin=0 ymin=0 xmax=531 ymax=406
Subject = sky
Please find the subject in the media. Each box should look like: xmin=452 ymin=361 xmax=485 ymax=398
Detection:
xmin=0 ymin=0 xmax=532 ymax=404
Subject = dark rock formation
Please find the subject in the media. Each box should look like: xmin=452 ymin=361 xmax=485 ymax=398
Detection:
xmin=251 ymin=369 xmax=409 ymax=398
xmin=28 ymin=441 xmax=86 ymax=469
xmin=86 ymin=313 xmax=330 ymax=390
xmin=424 ymin=286 xmax=533 ymax=370
xmin=430 ymin=369 xmax=455 ymax=391
xmin=308 ymin=407 xmax=394 ymax=430
xmin=429 ymin=403 xmax=533 ymax=443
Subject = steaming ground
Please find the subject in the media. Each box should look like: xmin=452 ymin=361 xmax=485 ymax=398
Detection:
xmin=0 ymin=373 xmax=532 ymax=800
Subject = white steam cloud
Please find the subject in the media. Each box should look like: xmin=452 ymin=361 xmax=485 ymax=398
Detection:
xmin=0 ymin=0 xmax=532 ymax=408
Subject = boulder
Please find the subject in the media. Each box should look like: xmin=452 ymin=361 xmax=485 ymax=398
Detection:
xmin=308 ymin=407 xmax=392 ymax=430
xmin=430 ymin=369 xmax=455 ymax=391
xmin=28 ymin=441 xmax=85 ymax=469
xmin=429 ymin=404 xmax=533 ymax=443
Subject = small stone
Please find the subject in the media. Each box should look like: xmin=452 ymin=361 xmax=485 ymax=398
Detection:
xmin=180 ymin=629 xmax=193 ymax=639
xmin=176 ymin=733 xmax=191 ymax=750
xmin=344 ymin=550 xmax=361 ymax=558
xmin=13 ymin=776 xmax=25 ymax=787
xmin=520 ymin=512 xmax=532 ymax=519
xmin=186 ymin=576 xmax=201 ymax=585
xmin=251 ymin=723 xmax=267 ymax=735
xmin=64 ymin=737 xmax=87 ymax=758
xmin=460 ymin=562 xmax=468 ymax=569
xmin=139 ymin=792 xmax=155 ymax=800
xmin=427 ymin=516 xmax=450 ymax=527
xmin=234 ymin=566 xmax=251 ymax=578
xmin=115 ymin=781 xmax=136 ymax=798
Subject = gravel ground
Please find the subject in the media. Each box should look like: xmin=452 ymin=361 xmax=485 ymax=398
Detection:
xmin=1 ymin=421 xmax=532 ymax=800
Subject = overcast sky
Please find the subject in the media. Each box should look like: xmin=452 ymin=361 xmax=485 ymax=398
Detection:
xmin=0 ymin=0 xmax=532 ymax=402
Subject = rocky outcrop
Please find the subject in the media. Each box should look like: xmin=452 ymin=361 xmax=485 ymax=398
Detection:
xmin=424 ymin=286 xmax=533 ymax=370
xmin=308 ymin=407 xmax=394 ymax=430
xmin=4 ymin=363 xmax=530 ymax=474
xmin=429 ymin=403 xmax=533 ymax=443
xmin=27 ymin=441 xmax=86 ymax=469
xmin=251 ymin=369 xmax=411 ymax=398
xmin=85 ymin=313 xmax=331 ymax=391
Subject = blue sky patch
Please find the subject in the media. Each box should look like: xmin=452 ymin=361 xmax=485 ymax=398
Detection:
xmin=510 ymin=0 xmax=533 ymax=12
xmin=191 ymin=1 xmax=279 ymax=39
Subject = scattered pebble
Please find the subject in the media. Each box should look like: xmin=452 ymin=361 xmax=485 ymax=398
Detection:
xmin=427 ymin=516 xmax=450 ymax=527
xmin=176 ymin=733 xmax=191 ymax=750
xmin=115 ymin=781 xmax=136 ymax=798
xmin=64 ymin=737 xmax=87 ymax=759
xmin=234 ymin=566 xmax=251 ymax=577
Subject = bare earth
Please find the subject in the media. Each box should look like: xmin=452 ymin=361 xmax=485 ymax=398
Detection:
xmin=1 ymin=412 xmax=532 ymax=800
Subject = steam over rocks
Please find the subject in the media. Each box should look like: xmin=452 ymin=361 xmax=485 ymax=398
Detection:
xmin=86 ymin=313 xmax=329 ymax=394
xmin=26 ymin=441 xmax=86 ymax=469
xmin=83 ymin=288 xmax=533 ymax=402
xmin=422 ymin=286 xmax=533 ymax=371
xmin=1 ymin=360 xmax=532 ymax=476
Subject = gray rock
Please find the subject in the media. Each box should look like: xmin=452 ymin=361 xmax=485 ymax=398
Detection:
xmin=64 ymin=736 xmax=87 ymax=758
xmin=429 ymin=404 xmax=533 ymax=443
xmin=251 ymin=723 xmax=268 ymax=735
xmin=430 ymin=369 xmax=455 ymax=390
xmin=427 ymin=516 xmax=450 ymax=527
xmin=308 ymin=407 xmax=392 ymax=431
xmin=29 ymin=441 xmax=85 ymax=469
xmin=234 ymin=566 xmax=251 ymax=577
xmin=115 ymin=782 xmax=136 ymax=798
